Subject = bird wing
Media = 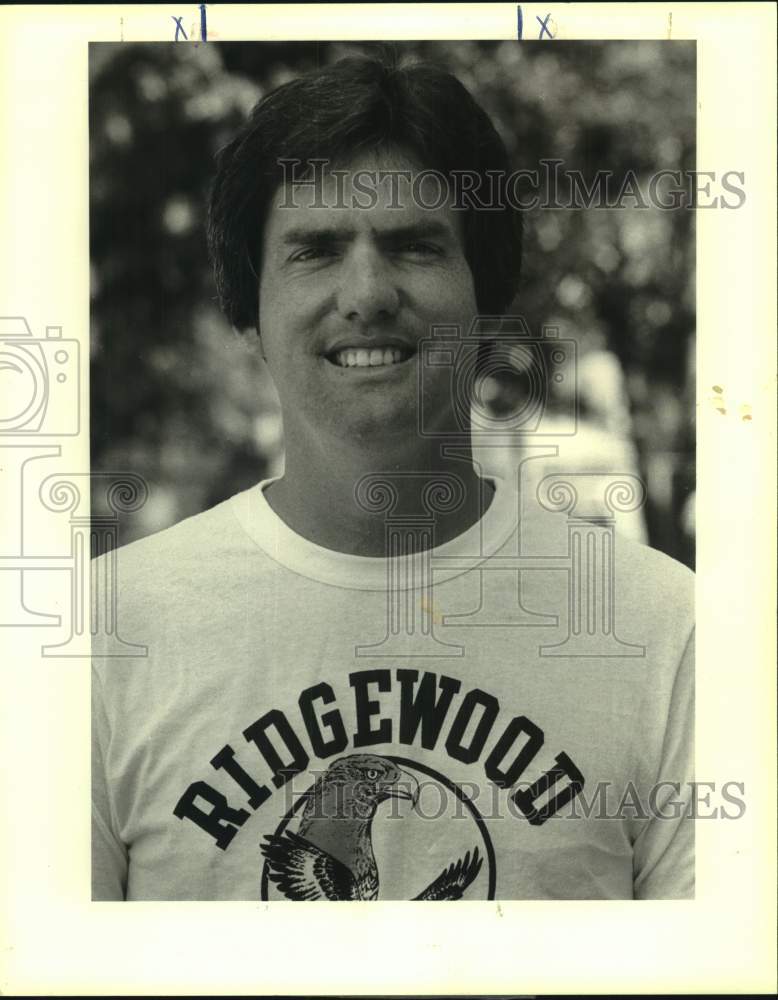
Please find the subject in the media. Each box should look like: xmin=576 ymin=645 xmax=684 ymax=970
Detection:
xmin=413 ymin=847 xmax=483 ymax=901
xmin=260 ymin=829 xmax=360 ymax=901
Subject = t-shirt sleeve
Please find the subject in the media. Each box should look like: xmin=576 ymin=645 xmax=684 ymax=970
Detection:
xmin=92 ymin=666 xmax=128 ymax=901
xmin=632 ymin=627 xmax=695 ymax=900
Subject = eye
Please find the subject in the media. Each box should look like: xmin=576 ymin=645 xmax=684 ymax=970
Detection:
xmin=365 ymin=768 xmax=380 ymax=781
xmin=397 ymin=242 xmax=442 ymax=257
xmin=289 ymin=246 xmax=336 ymax=262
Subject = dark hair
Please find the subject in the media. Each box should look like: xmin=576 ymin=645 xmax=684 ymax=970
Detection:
xmin=207 ymin=52 xmax=522 ymax=332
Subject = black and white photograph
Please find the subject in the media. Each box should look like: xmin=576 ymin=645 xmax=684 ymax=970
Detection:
xmin=90 ymin=39 xmax=698 ymax=902
xmin=1 ymin=4 xmax=775 ymax=996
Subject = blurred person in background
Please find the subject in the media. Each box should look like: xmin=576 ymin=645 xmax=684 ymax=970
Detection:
xmin=92 ymin=50 xmax=695 ymax=903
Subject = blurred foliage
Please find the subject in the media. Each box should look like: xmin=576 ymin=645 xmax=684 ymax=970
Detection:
xmin=90 ymin=40 xmax=695 ymax=565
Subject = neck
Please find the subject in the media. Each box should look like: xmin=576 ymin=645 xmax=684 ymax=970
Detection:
xmin=264 ymin=427 xmax=493 ymax=556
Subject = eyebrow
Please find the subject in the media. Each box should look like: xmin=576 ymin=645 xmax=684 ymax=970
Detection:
xmin=279 ymin=221 xmax=455 ymax=246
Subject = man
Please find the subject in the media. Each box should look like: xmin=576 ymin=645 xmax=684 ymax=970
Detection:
xmin=92 ymin=53 xmax=694 ymax=901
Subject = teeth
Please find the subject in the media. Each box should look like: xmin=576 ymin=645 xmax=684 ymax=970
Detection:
xmin=332 ymin=346 xmax=410 ymax=368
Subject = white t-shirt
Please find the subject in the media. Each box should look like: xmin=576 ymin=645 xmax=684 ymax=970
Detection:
xmin=92 ymin=474 xmax=694 ymax=900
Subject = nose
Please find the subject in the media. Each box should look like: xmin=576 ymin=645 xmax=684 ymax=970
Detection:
xmin=336 ymin=244 xmax=399 ymax=328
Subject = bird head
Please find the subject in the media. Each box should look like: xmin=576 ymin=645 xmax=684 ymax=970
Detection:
xmin=315 ymin=754 xmax=420 ymax=821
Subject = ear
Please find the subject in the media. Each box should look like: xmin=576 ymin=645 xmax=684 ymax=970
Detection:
xmin=232 ymin=323 xmax=265 ymax=359
xmin=255 ymin=300 xmax=264 ymax=358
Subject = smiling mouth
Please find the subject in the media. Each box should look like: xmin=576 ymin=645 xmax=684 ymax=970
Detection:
xmin=327 ymin=346 xmax=414 ymax=369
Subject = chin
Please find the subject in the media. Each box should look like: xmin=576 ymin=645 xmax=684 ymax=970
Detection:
xmin=336 ymin=404 xmax=421 ymax=446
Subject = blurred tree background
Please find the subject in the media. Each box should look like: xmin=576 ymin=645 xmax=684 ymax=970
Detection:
xmin=90 ymin=40 xmax=695 ymax=566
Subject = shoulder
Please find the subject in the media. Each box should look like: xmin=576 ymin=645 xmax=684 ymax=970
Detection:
xmin=613 ymin=532 xmax=694 ymax=609
xmin=96 ymin=492 xmax=245 ymax=577
xmin=515 ymin=501 xmax=695 ymax=641
xmin=608 ymin=533 xmax=695 ymax=658
xmin=91 ymin=489 xmax=267 ymax=630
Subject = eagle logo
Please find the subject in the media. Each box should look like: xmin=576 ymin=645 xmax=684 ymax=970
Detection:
xmin=260 ymin=754 xmax=485 ymax=901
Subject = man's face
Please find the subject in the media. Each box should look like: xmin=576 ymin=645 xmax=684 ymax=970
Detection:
xmin=257 ymin=150 xmax=478 ymax=452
